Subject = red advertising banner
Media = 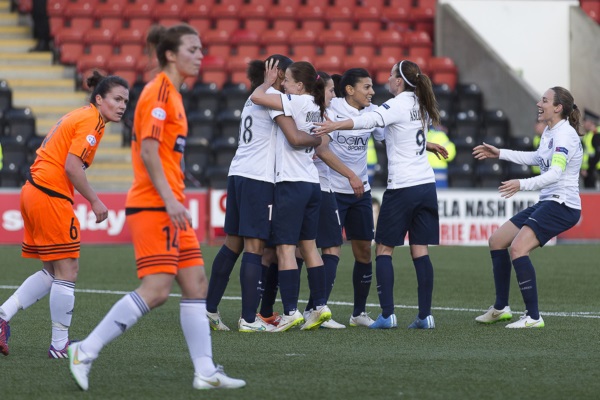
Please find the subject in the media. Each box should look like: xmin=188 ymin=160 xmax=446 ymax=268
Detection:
xmin=0 ymin=190 xmax=207 ymax=244
xmin=554 ymin=192 xmax=600 ymax=240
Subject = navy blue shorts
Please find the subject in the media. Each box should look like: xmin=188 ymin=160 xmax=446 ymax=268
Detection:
xmin=271 ymin=181 xmax=321 ymax=245
xmin=316 ymin=190 xmax=343 ymax=249
xmin=224 ymin=175 xmax=274 ymax=240
xmin=335 ymin=191 xmax=374 ymax=241
xmin=510 ymin=200 xmax=581 ymax=246
xmin=375 ymin=183 xmax=439 ymax=247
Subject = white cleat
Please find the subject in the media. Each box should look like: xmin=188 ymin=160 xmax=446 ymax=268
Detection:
xmin=272 ymin=310 xmax=304 ymax=332
xmin=505 ymin=313 xmax=545 ymax=329
xmin=349 ymin=312 xmax=375 ymax=327
xmin=320 ymin=318 xmax=346 ymax=329
xmin=300 ymin=305 xmax=331 ymax=331
xmin=206 ymin=311 xmax=231 ymax=331
xmin=475 ymin=306 xmax=513 ymax=324
xmin=193 ymin=365 xmax=246 ymax=390
xmin=68 ymin=342 xmax=93 ymax=391
xmin=238 ymin=317 xmax=276 ymax=332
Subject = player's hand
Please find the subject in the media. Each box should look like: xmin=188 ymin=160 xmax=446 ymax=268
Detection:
xmin=498 ymin=179 xmax=520 ymax=198
xmin=314 ymin=119 xmax=337 ymax=137
xmin=426 ymin=142 xmax=448 ymax=160
xmin=473 ymin=142 xmax=500 ymax=160
xmin=91 ymin=199 xmax=108 ymax=223
xmin=264 ymin=58 xmax=279 ymax=87
xmin=165 ymin=198 xmax=192 ymax=231
xmin=348 ymin=173 xmax=364 ymax=198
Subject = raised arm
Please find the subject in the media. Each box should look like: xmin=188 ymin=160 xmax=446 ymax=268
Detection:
xmin=249 ymin=59 xmax=284 ymax=111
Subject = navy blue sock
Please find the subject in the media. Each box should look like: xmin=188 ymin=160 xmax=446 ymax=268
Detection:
xmin=259 ymin=263 xmax=278 ymax=317
xmin=413 ymin=255 xmax=434 ymax=320
xmin=352 ymin=260 xmax=372 ymax=317
xmin=206 ymin=245 xmax=240 ymax=313
xmin=375 ymin=255 xmax=395 ymax=318
xmin=306 ymin=255 xmax=339 ymax=311
xmin=307 ymin=265 xmax=327 ymax=308
xmin=279 ymin=269 xmax=299 ymax=315
xmin=296 ymin=257 xmax=304 ymax=304
xmin=491 ymin=249 xmax=512 ymax=309
xmin=239 ymin=252 xmax=263 ymax=322
xmin=512 ymin=256 xmax=539 ymax=319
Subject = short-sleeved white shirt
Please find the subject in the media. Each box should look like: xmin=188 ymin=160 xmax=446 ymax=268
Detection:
xmin=228 ymin=87 xmax=283 ymax=183
xmin=276 ymin=93 xmax=321 ymax=183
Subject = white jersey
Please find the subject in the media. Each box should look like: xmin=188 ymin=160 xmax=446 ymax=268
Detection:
xmin=327 ymin=97 xmax=384 ymax=194
xmin=228 ymin=87 xmax=283 ymax=183
xmin=276 ymin=93 xmax=321 ymax=183
xmin=352 ymin=91 xmax=435 ymax=189
xmin=500 ymin=119 xmax=582 ymax=209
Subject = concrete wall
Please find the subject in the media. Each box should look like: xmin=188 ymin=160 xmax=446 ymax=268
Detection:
xmin=435 ymin=3 xmax=539 ymax=138
xmin=570 ymin=7 xmax=600 ymax=118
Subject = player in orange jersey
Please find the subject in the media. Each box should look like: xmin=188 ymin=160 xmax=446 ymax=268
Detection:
xmin=0 ymin=72 xmax=129 ymax=358
xmin=67 ymin=24 xmax=245 ymax=392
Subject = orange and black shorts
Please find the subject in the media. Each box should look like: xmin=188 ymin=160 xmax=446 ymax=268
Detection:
xmin=126 ymin=208 xmax=204 ymax=279
xmin=20 ymin=181 xmax=80 ymax=261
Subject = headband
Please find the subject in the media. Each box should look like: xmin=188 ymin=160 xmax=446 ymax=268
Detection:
xmin=398 ymin=60 xmax=415 ymax=88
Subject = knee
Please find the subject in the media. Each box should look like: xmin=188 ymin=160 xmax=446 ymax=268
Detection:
xmin=509 ymin=244 xmax=526 ymax=260
xmin=353 ymin=243 xmax=372 ymax=263
xmin=488 ymin=232 xmax=504 ymax=250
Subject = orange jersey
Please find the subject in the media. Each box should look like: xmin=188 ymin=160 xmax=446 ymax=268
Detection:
xmin=29 ymin=104 xmax=105 ymax=202
xmin=126 ymin=72 xmax=187 ymax=208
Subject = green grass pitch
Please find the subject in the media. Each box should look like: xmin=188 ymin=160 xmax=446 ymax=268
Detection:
xmin=1 ymin=244 xmax=599 ymax=400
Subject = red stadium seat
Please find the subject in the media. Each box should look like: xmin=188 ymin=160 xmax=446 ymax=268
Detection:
xmin=188 ymin=18 xmax=212 ymax=35
xmin=248 ymin=0 xmax=273 ymax=6
xmin=300 ymin=20 xmax=325 ymax=36
xmin=264 ymin=44 xmax=289 ymax=56
xmin=123 ymin=0 xmax=156 ymax=20
xmin=334 ymin=0 xmax=356 ymax=7
xmin=354 ymin=5 xmax=381 ymax=22
xmin=326 ymin=5 xmax=355 ymax=32
xmin=320 ymin=29 xmax=347 ymax=45
xmin=93 ymin=0 xmax=127 ymax=19
xmin=429 ymin=56 xmax=458 ymax=90
xmin=107 ymin=54 xmax=137 ymax=74
xmin=260 ymin=29 xmax=288 ymax=46
xmin=59 ymin=43 xmax=85 ymax=65
xmin=64 ymin=1 xmax=95 ymax=18
xmin=405 ymin=31 xmax=432 ymax=59
xmin=84 ymin=27 xmax=114 ymax=45
xmin=272 ymin=19 xmax=298 ymax=32
xmin=47 ymin=0 xmax=68 ymax=17
xmin=297 ymin=4 xmax=324 ymax=21
xmin=77 ymin=53 xmax=108 ymax=74
xmin=183 ymin=3 xmax=212 ymax=19
xmin=314 ymin=55 xmax=343 ymax=75
xmin=291 ymin=44 xmax=317 ymax=60
xmin=119 ymin=44 xmax=144 ymax=59
xmin=231 ymin=29 xmax=259 ymax=45
xmin=417 ymin=0 xmax=438 ymax=10
xmin=268 ymin=3 xmax=297 ymax=20
xmin=244 ymin=19 xmax=269 ymax=36
xmin=53 ymin=18 xmax=94 ymax=46
xmin=343 ymin=54 xmax=371 ymax=72
xmin=357 ymin=20 xmax=383 ymax=33
xmin=151 ymin=2 xmax=184 ymax=20
xmin=211 ymin=4 xmax=240 ymax=34
xmin=383 ymin=6 xmax=410 ymax=31
xmin=408 ymin=55 xmax=430 ymax=75
xmin=240 ymin=3 xmax=268 ymax=32
xmin=322 ymin=44 xmax=347 ymax=58
xmin=351 ymin=44 xmax=376 ymax=58
xmin=111 ymin=69 xmax=139 ymax=88
xmin=411 ymin=7 xmax=435 ymax=40
xmin=115 ymin=19 xmax=152 ymax=46
xmin=49 ymin=17 xmax=64 ymax=38
xmin=204 ymin=29 xmax=231 ymax=45
xmin=361 ymin=0 xmax=385 ymax=8
xmin=156 ymin=19 xmax=183 ymax=28
xmin=236 ymin=44 xmax=261 ymax=58
xmin=346 ymin=30 xmax=375 ymax=46
xmin=289 ymin=29 xmax=318 ymax=44
xmin=388 ymin=0 xmax=412 ymax=8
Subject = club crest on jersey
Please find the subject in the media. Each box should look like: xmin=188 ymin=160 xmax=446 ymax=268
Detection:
xmin=555 ymin=146 xmax=568 ymax=155
xmin=173 ymin=135 xmax=186 ymax=153
xmin=382 ymin=103 xmax=390 ymax=109
xmin=151 ymin=107 xmax=167 ymax=121
xmin=287 ymin=94 xmax=292 ymax=100
xmin=548 ymin=138 xmax=553 ymax=149
xmin=86 ymin=135 xmax=97 ymax=146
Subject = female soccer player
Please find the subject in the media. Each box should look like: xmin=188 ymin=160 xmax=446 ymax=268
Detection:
xmin=205 ymin=54 xmax=322 ymax=332
xmin=250 ymin=60 xmax=337 ymax=331
xmin=472 ymin=87 xmax=582 ymax=328
xmin=315 ymin=60 xmax=446 ymax=330
xmin=0 ymin=72 xmax=128 ymax=358
xmin=67 ymin=24 xmax=245 ymax=391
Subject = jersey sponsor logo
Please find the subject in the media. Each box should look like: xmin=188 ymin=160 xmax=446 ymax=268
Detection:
xmin=173 ymin=135 xmax=186 ymax=153
xmin=555 ymin=146 xmax=568 ymax=155
xmin=335 ymin=134 xmax=368 ymax=151
xmin=151 ymin=107 xmax=167 ymax=121
xmin=86 ymin=135 xmax=97 ymax=146
xmin=548 ymin=138 xmax=553 ymax=149
xmin=382 ymin=103 xmax=390 ymax=109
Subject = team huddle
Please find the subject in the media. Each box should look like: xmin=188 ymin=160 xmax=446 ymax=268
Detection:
xmin=0 ymin=23 xmax=584 ymax=392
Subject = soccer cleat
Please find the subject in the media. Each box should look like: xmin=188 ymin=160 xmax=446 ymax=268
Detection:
xmin=48 ymin=340 xmax=70 ymax=359
xmin=238 ymin=317 xmax=276 ymax=332
xmin=206 ymin=311 xmax=230 ymax=331
xmin=193 ymin=365 xmax=246 ymax=390
xmin=320 ymin=318 xmax=346 ymax=329
xmin=272 ymin=310 xmax=304 ymax=332
xmin=408 ymin=315 xmax=435 ymax=329
xmin=369 ymin=314 xmax=398 ymax=329
xmin=505 ymin=313 xmax=545 ymax=329
xmin=68 ymin=342 xmax=93 ymax=391
xmin=300 ymin=305 xmax=332 ymax=331
xmin=257 ymin=312 xmax=281 ymax=327
xmin=349 ymin=312 xmax=375 ymax=327
xmin=475 ymin=306 xmax=513 ymax=324
xmin=0 ymin=318 xmax=10 ymax=356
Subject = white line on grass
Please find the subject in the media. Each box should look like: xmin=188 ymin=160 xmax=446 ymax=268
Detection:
xmin=1 ymin=285 xmax=599 ymax=319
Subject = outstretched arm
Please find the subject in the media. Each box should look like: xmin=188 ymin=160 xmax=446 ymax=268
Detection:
xmin=275 ymin=115 xmax=321 ymax=148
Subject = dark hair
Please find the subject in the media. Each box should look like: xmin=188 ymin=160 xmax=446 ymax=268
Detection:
xmin=551 ymin=86 xmax=581 ymax=134
xmin=338 ymin=68 xmax=371 ymax=97
xmin=288 ymin=61 xmax=326 ymax=118
xmin=395 ymin=60 xmax=440 ymax=130
xmin=87 ymin=70 xmax=129 ymax=105
xmin=331 ymin=74 xmax=343 ymax=97
xmin=247 ymin=54 xmax=294 ymax=92
xmin=147 ymin=23 xmax=198 ymax=68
